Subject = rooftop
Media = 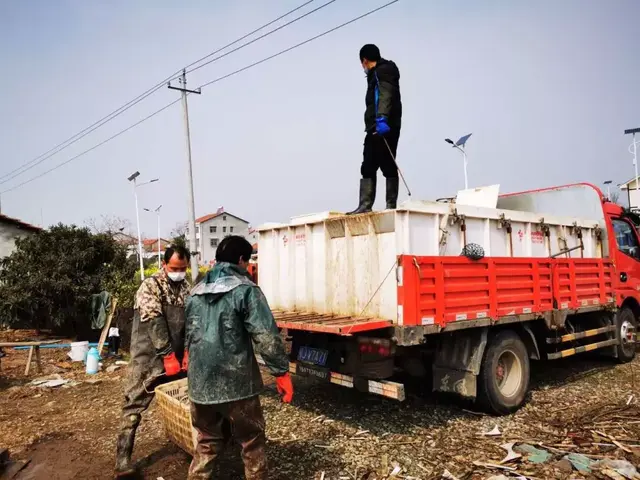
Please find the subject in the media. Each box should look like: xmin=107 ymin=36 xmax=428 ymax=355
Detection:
xmin=195 ymin=207 xmax=249 ymax=225
xmin=0 ymin=213 xmax=41 ymax=232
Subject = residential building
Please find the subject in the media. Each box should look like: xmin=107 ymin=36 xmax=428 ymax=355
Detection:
xmin=113 ymin=232 xmax=170 ymax=260
xmin=142 ymin=238 xmax=171 ymax=257
xmin=619 ymin=177 xmax=639 ymax=211
xmin=187 ymin=208 xmax=251 ymax=265
xmin=247 ymin=227 xmax=259 ymax=245
xmin=0 ymin=213 xmax=41 ymax=259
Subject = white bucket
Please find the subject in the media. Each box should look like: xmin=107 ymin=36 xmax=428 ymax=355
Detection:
xmin=68 ymin=341 xmax=89 ymax=362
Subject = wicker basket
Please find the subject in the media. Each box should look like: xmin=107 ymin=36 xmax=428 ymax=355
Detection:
xmin=155 ymin=378 xmax=197 ymax=455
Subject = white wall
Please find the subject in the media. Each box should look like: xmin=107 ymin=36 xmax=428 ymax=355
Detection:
xmin=0 ymin=223 xmax=37 ymax=259
xmin=621 ymin=180 xmax=640 ymax=211
xmin=629 ymin=189 xmax=640 ymax=211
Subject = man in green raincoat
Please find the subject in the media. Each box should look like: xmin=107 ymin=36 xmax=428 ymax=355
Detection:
xmin=185 ymin=235 xmax=293 ymax=480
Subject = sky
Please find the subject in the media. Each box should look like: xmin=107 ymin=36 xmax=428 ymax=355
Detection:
xmin=1 ymin=0 xmax=639 ymax=237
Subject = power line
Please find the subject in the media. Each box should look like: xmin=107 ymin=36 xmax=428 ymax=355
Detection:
xmin=1 ymin=99 xmax=181 ymax=194
xmin=1 ymin=0 xmax=399 ymax=195
xmin=179 ymin=0 xmax=319 ymax=78
xmin=184 ymin=0 xmax=337 ymax=76
xmin=197 ymin=0 xmax=399 ymax=90
xmin=0 ymin=83 xmax=165 ymax=185
xmin=0 ymin=0 xmax=321 ymax=185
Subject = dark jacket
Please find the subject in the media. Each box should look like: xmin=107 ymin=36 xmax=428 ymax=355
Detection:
xmin=364 ymin=58 xmax=402 ymax=133
xmin=185 ymin=262 xmax=289 ymax=405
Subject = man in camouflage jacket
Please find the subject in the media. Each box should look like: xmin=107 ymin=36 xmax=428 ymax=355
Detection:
xmin=185 ymin=236 xmax=294 ymax=480
xmin=114 ymin=245 xmax=191 ymax=478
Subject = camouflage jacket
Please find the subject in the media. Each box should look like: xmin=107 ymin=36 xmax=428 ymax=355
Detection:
xmin=185 ymin=262 xmax=289 ymax=405
xmin=134 ymin=270 xmax=189 ymax=322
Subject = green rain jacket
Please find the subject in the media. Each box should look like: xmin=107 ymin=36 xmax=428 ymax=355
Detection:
xmin=185 ymin=262 xmax=289 ymax=405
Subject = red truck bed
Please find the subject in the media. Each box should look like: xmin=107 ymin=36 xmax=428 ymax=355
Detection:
xmin=398 ymin=255 xmax=614 ymax=328
xmin=275 ymin=255 xmax=614 ymax=335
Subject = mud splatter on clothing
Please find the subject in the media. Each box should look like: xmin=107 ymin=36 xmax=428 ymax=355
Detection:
xmin=135 ymin=270 xmax=189 ymax=322
xmin=185 ymin=262 xmax=288 ymax=405
xmin=189 ymin=396 xmax=268 ymax=480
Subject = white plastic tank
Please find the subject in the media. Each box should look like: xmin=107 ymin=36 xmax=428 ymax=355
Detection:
xmin=258 ymin=184 xmax=605 ymax=321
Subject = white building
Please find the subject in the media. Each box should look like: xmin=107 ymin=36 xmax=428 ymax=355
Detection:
xmin=188 ymin=208 xmax=252 ymax=265
xmin=0 ymin=213 xmax=41 ymax=259
xmin=619 ymin=177 xmax=639 ymax=211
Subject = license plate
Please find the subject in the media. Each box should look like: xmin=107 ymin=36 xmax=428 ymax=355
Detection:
xmin=296 ymin=362 xmax=330 ymax=381
xmin=297 ymin=346 xmax=329 ymax=367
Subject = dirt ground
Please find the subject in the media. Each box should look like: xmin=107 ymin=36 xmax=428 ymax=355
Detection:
xmin=2 ymin=330 xmax=640 ymax=480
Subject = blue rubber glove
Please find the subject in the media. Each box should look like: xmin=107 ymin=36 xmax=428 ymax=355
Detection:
xmin=375 ymin=116 xmax=391 ymax=136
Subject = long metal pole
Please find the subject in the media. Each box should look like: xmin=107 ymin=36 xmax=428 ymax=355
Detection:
xmin=462 ymin=149 xmax=468 ymax=190
xmin=382 ymin=137 xmax=411 ymax=196
xmin=157 ymin=211 xmax=162 ymax=269
xmin=634 ymin=133 xmax=638 ymax=210
xmin=133 ymin=180 xmax=145 ymax=281
xmin=179 ymin=70 xmax=199 ymax=283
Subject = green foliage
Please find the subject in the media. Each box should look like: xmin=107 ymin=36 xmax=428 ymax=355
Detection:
xmin=0 ymin=222 xmax=213 ymax=331
xmin=171 ymin=234 xmax=188 ymax=251
xmin=134 ymin=264 xmax=210 ymax=287
xmin=0 ymin=224 xmax=135 ymax=332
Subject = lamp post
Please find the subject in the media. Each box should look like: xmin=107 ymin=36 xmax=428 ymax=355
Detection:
xmin=445 ymin=133 xmax=473 ymax=190
xmin=144 ymin=205 xmax=163 ymax=269
xmin=128 ymin=171 xmax=158 ymax=281
xmin=625 ymin=128 xmax=640 ymax=210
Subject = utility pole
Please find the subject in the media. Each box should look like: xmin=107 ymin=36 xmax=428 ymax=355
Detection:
xmin=169 ymin=69 xmax=201 ymax=283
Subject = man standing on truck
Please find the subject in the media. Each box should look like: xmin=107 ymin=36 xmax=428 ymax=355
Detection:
xmin=185 ymin=235 xmax=293 ymax=480
xmin=114 ymin=245 xmax=191 ymax=478
xmin=347 ymin=43 xmax=402 ymax=215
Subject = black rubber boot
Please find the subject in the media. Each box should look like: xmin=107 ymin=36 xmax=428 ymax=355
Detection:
xmin=386 ymin=177 xmax=399 ymax=209
xmin=346 ymin=178 xmax=376 ymax=215
xmin=114 ymin=416 xmax=140 ymax=479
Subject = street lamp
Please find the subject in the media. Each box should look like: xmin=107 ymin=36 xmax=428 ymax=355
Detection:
xmin=625 ymin=128 xmax=640 ymax=210
xmin=445 ymin=133 xmax=473 ymax=190
xmin=603 ymin=180 xmax=613 ymax=200
xmin=144 ymin=205 xmax=163 ymax=269
xmin=128 ymin=171 xmax=158 ymax=281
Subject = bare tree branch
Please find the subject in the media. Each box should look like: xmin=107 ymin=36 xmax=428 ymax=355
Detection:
xmin=85 ymin=215 xmax=134 ymax=236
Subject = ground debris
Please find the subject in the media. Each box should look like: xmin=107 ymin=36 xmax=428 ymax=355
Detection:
xmin=3 ymin=331 xmax=640 ymax=479
xmin=28 ymin=374 xmax=69 ymax=388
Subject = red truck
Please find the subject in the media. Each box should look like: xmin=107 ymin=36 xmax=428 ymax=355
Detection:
xmin=256 ymin=183 xmax=637 ymax=414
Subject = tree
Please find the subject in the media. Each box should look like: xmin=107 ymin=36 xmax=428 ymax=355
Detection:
xmin=85 ymin=214 xmax=134 ymax=235
xmin=169 ymin=221 xmax=189 ymax=252
xmin=0 ymin=224 xmax=136 ymax=333
xmin=170 ymin=221 xmax=188 ymax=239
xmin=610 ymin=191 xmax=620 ymax=204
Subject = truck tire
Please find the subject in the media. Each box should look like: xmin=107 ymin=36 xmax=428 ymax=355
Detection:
xmin=616 ymin=307 xmax=636 ymax=364
xmin=477 ymin=330 xmax=530 ymax=415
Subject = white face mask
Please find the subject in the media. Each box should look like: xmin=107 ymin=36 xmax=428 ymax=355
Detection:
xmin=167 ymin=271 xmax=186 ymax=282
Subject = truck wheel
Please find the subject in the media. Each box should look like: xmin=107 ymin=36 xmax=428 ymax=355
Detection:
xmin=477 ymin=330 xmax=530 ymax=415
xmin=616 ymin=308 xmax=636 ymax=363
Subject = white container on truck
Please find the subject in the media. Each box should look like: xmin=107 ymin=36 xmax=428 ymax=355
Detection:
xmin=258 ymin=184 xmax=604 ymax=321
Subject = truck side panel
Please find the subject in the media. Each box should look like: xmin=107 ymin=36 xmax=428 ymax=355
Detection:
xmin=397 ymin=255 xmax=614 ymax=328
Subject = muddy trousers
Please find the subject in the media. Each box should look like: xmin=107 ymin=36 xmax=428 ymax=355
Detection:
xmin=188 ymin=396 xmax=268 ymax=480
xmin=114 ymin=381 xmax=156 ymax=475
